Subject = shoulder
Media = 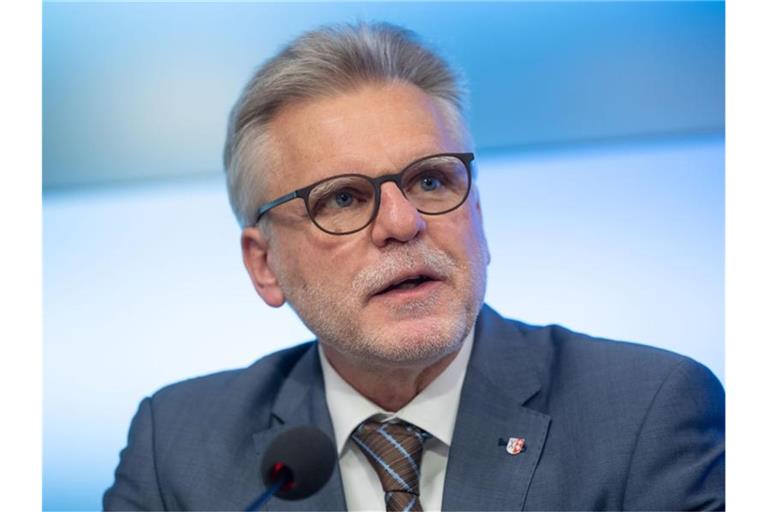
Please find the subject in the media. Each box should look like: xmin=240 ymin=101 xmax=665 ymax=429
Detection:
xmin=147 ymin=341 xmax=315 ymax=432
xmin=479 ymin=304 xmax=721 ymax=389
xmin=155 ymin=341 xmax=313 ymax=393
xmin=475 ymin=305 xmax=723 ymax=419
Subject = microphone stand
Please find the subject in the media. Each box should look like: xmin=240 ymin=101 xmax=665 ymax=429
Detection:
xmin=245 ymin=468 xmax=291 ymax=511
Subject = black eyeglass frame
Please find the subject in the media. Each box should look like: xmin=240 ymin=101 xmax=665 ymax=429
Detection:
xmin=253 ymin=152 xmax=475 ymax=236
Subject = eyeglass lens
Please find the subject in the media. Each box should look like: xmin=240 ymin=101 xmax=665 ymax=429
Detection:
xmin=306 ymin=155 xmax=470 ymax=234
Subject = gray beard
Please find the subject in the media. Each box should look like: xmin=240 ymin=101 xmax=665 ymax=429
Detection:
xmin=277 ymin=238 xmax=487 ymax=368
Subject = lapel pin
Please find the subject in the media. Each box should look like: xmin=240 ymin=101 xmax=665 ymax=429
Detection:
xmin=505 ymin=437 xmax=526 ymax=456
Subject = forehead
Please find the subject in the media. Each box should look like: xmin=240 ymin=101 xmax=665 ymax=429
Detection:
xmin=265 ymin=82 xmax=462 ymax=192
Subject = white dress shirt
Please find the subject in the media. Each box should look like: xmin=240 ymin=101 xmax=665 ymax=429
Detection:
xmin=318 ymin=328 xmax=475 ymax=512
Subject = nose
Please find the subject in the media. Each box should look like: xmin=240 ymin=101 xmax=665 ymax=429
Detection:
xmin=369 ymin=182 xmax=426 ymax=246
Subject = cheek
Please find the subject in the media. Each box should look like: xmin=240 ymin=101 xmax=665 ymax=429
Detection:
xmin=464 ymin=199 xmax=490 ymax=266
xmin=431 ymin=207 xmax=488 ymax=264
xmin=278 ymin=232 xmax=363 ymax=286
xmin=269 ymin=236 xmax=311 ymax=289
xmin=471 ymin=216 xmax=491 ymax=266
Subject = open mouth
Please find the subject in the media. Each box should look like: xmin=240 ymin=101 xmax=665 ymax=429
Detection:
xmin=374 ymin=274 xmax=437 ymax=296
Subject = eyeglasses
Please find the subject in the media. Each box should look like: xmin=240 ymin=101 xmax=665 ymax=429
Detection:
xmin=254 ymin=152 xmax=475 ymax=235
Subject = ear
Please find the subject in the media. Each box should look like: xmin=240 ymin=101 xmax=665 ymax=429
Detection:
xmin=241 ymin=227 xmax=286 ymax=307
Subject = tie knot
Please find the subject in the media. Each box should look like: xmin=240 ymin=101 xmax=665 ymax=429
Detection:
xmin=351 ymin=419 xmax=430 ymax=511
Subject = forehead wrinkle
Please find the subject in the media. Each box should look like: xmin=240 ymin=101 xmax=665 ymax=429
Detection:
xmin=265 ymin=83 xmax=462 ymax=195
xmin=274 ymin=126 xmax=447 ymax=186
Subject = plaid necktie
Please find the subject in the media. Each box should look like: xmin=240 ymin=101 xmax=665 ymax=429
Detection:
xmin=351 ymin=419 xmax=431 ymax=512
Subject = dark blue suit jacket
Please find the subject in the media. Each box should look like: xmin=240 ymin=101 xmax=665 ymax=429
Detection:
xmin=104 ymin=305 xmax=725 ymax=510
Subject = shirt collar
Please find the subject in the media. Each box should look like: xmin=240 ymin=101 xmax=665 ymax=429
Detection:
xmin=319 ymin=326 xmax=475 ymax=454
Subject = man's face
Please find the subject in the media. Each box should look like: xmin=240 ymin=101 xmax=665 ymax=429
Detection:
xmin=244 ymin=82 xmax=489 ymax=369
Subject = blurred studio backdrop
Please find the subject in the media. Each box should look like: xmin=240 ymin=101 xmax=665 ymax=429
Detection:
xmin=43 ymin=2 xmax=724 ymax=510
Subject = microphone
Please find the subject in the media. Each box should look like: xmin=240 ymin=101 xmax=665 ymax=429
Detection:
xmin=246 ymin=426 xmax=337 ymax=511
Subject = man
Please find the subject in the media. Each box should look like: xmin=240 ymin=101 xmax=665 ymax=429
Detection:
xmin=104 ymin=22 xmax=724 ymax=511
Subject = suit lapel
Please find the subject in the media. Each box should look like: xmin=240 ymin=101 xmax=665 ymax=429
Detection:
xmin=248 ymin=343 xmax=347 ymax=511
xmin=443 ymin=306 xmax=552 ymax=511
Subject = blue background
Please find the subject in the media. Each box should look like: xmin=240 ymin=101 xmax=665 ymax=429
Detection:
xmin=43 ymin=2 xmax=724 ymax=510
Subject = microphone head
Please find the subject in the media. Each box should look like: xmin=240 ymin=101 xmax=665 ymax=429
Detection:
xmin=260 ymin=425 xmax=337 ymax=500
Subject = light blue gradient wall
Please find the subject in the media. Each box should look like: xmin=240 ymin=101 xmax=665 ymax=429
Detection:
xmin=43 ymin=1 xmax=724 ymax=187
xmin=43 ymin=2 xmax=724 ymax=510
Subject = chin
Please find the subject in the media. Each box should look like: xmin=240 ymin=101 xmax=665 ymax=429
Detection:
xmin=354 ymin=313 xmax=469 ymax=367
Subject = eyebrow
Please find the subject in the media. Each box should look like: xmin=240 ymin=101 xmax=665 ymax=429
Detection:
xmin=317 ymin=149 xmax=445 ymax=178
xmin=309 ymin=175 xmax=368 ymax=196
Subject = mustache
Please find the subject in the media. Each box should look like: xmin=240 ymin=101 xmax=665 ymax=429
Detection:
xmin=351 ymin=240 xmax=457 ymax=298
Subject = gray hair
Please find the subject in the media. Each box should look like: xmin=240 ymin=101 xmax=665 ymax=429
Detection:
xmin=223 ymin=22 xmax=471 ymax=228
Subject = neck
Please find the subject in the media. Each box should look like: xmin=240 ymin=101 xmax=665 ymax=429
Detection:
xmin=321 ymin=344 xmax=460 ymax=412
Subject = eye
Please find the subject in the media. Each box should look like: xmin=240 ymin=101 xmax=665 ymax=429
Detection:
xmin=310 ymin=182 xmax=371 ymax=217
xmin=408 ymin=168 xmax=448 ymax=194
xmin=334 ymin=190 xmax=354 ymax=208
xmin=420 ymin=175 xmax=443 ymax=192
